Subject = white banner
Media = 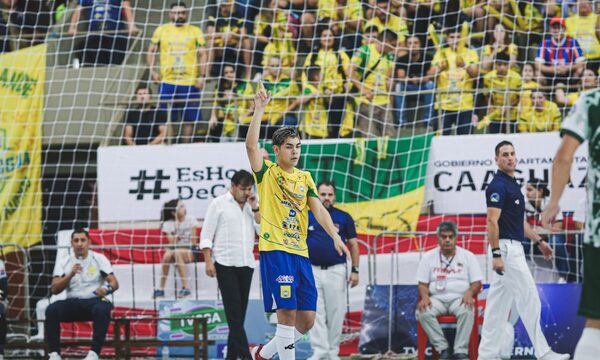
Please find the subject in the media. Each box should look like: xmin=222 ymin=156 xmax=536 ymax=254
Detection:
xmin=425 ymin=132 xmax=588 ymax=214
xmin=97 ymin=143 xmax=251 ymax=223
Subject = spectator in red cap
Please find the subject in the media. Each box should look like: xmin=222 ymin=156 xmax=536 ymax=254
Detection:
xmin=535 ymin=16 xmax=585 ymax=86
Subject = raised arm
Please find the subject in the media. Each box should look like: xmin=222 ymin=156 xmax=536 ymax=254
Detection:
xmin=246 ymin=82 xmax=271 ymax=172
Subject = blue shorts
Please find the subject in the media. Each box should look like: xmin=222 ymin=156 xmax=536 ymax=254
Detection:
xmin=259 ymin=250 xmax=317 ymax=312
xmin=159 ymin=83 xmax=202 ymax=123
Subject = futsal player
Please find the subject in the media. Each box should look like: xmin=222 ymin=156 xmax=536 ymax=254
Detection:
xmin=246 ymin=82 xmax=349 ymax=360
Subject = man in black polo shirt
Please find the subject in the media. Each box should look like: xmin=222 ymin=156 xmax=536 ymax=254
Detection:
xmin=478 ymin=141 xmax=569 ymax=360
xmin=395 ymin=36 xmax=436 ymax=129
xmin=123 ymin=86 xmax=167 ymax=145
xmin=306 ymin=181 xmax=359 ymax=360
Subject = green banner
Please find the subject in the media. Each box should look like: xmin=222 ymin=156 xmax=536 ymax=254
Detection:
xmin=266 ymin=135 xmax=433 ymax=236
xmin=169 ymin=307 xmax=227 ymax=334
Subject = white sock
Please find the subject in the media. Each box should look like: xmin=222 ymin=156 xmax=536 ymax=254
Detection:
xmin=260 ymin=327 xmax=304 ymax=359
xmin=575 ymin=328 xmax=600 ymax=360
xmin=275 ymin=324 xmax=296 ymax=360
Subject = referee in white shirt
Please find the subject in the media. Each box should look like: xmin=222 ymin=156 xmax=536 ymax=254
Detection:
xmin=201 ymin=170 xmax=259 ymax=360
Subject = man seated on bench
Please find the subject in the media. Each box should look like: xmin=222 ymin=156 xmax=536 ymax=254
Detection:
xmin=46 ymin=228 xmax=119 ymax=360
xmin=416 ymin=221 xmax=483 ymax=360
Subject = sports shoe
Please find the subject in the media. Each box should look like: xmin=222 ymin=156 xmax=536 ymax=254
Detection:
xmin=153 ymin=289 xmax=165 ymax=298
xmin=48 ymin=352 xmax=62 ymax=360
xmin=83 ymin=350 xmax=99 ymax=360
xmin=539 ymin=351 xmax=570 ymax=360
xmin=178 ymin=288 xmax=191 ymax=297
xmin=250 ymin=344 xmax=270 ymax=360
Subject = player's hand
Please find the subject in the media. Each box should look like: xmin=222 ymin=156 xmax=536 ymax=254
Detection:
xmin=247 ymin=192 xmax=258 ymax=210
xmin=151 ymin=71 xmax=161 ymax=83
xmin=540 ymin=202 xmax=560 ymax=229
xmin=254 ymin=81 xmax=271 ymax=110
xmin=492 ymin=257 xmax=505 ymax=275
xmin=417 ymin=296 xmax=431 ymax=312
xmin=537 ymin=241 xmax=554 ymax=261
xmin=94 ymin=287 xmax=109 ymax=297
xmin=195 ymin=77 xmax=205 ymax=90
xmin=333 ymin=236 xmax=350 ymax=258
xmin=348 ymin=272 xmax=359 ymax=288
xmin=363 ymin=89 xmax=374 ymax=101
xmin=461 ymin=292 xmax=474 ymax=308
xmin=205 ymin=262 xmax=216 ymax=278
xmin=70 ymin=263 xmax=83 ymax=277
xmin=68 ymin=27 xmax=77 ymax=37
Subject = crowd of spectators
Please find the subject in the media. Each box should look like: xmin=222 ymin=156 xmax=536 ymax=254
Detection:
xmin=126 ymin=0 xmax=600 ymax=143
xmin=3 ymin=0 xmax=600 ymax=142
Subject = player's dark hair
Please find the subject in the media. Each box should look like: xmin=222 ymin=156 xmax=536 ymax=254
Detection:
xmin=135 ymin=84 xmax=152 ymax=95
xmin=494 ymin=140 xmax=514 ymax=156
xmin=378 ymin=29 xmax=398 ymax=44
xmin=161 ymin=199 xmax=179 ymax=223
xmin=437 ymin=221 xmax=457 ymax=236
xmin=528 ymin=178 xmax=550 ymax=197
xmin=231 ymin=170 xmax=255 ymax=187
xmin=71 ymin=228 xmax=90 ymax=240
xmin=306 ymin=66 xmax=321 ymax=82
xmin=170 ymin=1 xmax=187 ymax=8
xmin=495 ymin=51 xmax=510 ymax=64
xmin=272 ymin=127 xmax=301 ymax=147
xmin=317 ymin=181 xmax=336 ymax=192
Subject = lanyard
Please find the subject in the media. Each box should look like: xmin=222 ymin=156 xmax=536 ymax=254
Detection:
xmin=439 ymin=251 xmax=455 ymax=272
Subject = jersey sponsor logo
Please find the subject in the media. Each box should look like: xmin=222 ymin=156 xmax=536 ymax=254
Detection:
xmin=308 ymin=225 xmax=315 ymax=231
xmin=289 ymin=210 xmax=296 ymax=217
xmin=284 ymin=343 xmax=295 ymax=350
xmin=276 ymin=275 xmax=294 ymax=284
xmin=280 ymin=285 xmax=291 ymax=299
xmin=490 ymin=193 xmax=500 ymax=203
xmin=263 ymin=232 xmax=270 ymax=240
xmin=299 ymin=185 xmax=305 ymax=192
xmin=515 ymin=199 xmax=520 ymax=205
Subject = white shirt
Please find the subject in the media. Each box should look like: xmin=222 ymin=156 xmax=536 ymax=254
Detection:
xmin=162 ymin=215 xmax=200 ymax=245
xmin=416 ymin=246 xmax=483 ymax=303
xmin=199 ymin=191 xmax=257 ymax=268
xmin=53 ymin=250 xmax=114 ymax=300
xmin=573 ymin=197 xmax=586 ymax=224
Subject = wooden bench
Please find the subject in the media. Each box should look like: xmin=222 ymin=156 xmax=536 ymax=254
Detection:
xmin=6 ymin=316 xmax=214 ymax=359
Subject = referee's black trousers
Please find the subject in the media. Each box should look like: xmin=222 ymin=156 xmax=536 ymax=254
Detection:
xmin=215 ymin=262 xmax=254 ymax=360
xmin=45 ymin=297 xmax=112 ymax=354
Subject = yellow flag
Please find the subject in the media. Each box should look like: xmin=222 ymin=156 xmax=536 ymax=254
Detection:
xmin=0 ymin=44 xmax=46 ymax=252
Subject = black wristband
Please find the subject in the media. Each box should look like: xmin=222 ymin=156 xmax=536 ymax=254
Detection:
xmin=491 ymin=247 xmax=502 ymax=258
xmin=351 ymin=266 xmax=359 ymax=274
xmin=252 ymin=207 xmax=259 ymax=212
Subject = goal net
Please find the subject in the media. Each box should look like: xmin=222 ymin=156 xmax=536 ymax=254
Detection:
xmin=0 ymin=0 xmax=589 ymax=355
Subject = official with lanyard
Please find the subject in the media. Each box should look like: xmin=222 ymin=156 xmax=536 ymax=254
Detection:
xmin=416 ymin=221 xmax=483 ymax=359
